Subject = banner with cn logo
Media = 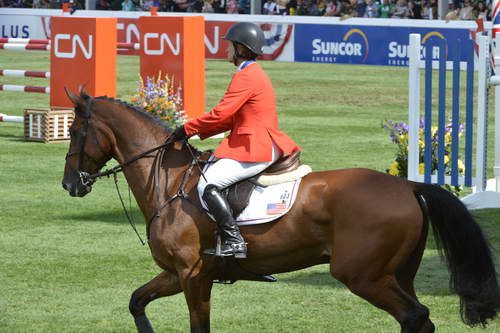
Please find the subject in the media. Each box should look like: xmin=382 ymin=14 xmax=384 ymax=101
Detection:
xmin=50 ymin=17 xmax=116 ymax=108
xmin=195 ymin=21 xmax=294 ymax=61
xmin=115 ymin=19 xmax=293 ymax=62
xmin=139 ymin=16 xmax=205 ymax=119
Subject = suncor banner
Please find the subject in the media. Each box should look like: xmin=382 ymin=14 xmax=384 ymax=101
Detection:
xmin=294 ymin=24 xmax=473 ymax=66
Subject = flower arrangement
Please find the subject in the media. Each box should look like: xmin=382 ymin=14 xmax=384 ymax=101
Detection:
xmin=383 ymin=119 xmax=465 ymax=196
xmin=131 ymin=74 xmax=185 ymax=127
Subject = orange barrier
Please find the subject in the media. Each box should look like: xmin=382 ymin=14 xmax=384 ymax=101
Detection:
xmin=139 ymin=16 xmax=205 ymax=119
xmin=5 ymin=16 xmax=204 ymax=117
xmin=50 ymin=17 xmax=117 ymax=108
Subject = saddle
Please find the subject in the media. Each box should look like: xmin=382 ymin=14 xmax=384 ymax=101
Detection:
xmin=200 ymin=151 xmax=302 ymax=218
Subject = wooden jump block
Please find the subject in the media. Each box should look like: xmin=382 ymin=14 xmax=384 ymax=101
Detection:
xmin=24 ymin=108 xmax=74 ymax=143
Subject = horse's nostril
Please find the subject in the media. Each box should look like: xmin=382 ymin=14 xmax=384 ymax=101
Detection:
xmin=62 ymin=183 xmax=69 ymax=191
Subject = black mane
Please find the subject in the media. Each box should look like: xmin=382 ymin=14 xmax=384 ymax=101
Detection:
xmin=93 ymin=95 xmax=202 ymax=155
xmin=95 ymin=95 xmax=173 ymax=133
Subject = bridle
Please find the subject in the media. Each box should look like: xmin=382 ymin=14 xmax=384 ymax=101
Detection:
xmin=64 ymin=96 xmax=204 ymax=245
xmin=65 ymin=99 xmax=103 ymax=188
xmin=65 ymin=97 xmax=176 ymax=187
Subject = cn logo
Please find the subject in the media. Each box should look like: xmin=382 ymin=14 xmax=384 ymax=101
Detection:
xmin=204 ymin=26 xmax=219 ymax=55
xmin=144 ymin=32 xmax=180 ymax=56
xmin=117 ymin=22 xmax=140 ymax=44
xmin=54 ymin=34 xmax=93 ymax=59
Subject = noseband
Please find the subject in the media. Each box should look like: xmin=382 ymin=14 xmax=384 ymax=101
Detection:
xmin=65 ymin=98 xmax=109 ymax=187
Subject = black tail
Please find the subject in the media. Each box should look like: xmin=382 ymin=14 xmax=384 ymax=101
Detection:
xmin=415 ymin=183 xmax=500 ymax=327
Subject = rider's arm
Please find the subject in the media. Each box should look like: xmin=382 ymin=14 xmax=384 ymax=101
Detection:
xmin=184 ymin=72 xmax=252 ymax=139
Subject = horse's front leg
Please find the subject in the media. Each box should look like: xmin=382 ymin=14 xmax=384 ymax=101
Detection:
xmin=129 ymin=270 xmax=182 ymax=333
xmin=180 ymin=268 xmax=215 ymax=333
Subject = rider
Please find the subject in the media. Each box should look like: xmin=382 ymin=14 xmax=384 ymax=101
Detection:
xmin=173 ymin=22 xmax=300 ymax=259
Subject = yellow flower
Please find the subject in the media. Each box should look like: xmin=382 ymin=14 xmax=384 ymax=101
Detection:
xmin=419 ymin=163 xmax=425 ymax=174
xmin=419 ymin=140 xmax=425 ymax=149
xmin=389 ymin=161 xmax=399 ymax=176
xmin=431 ymin=126 xmax=438 ymax=137
xmin=445 ymin=133 xmax=451 ymax=145
xmin=458 ymin=159 xmax=465 ymax=173
xmin=444 ymin=155 xmax=450 ymax=164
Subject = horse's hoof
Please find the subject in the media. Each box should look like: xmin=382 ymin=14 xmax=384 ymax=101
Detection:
xmin=135 ymin=315 xmax=155 ymax=333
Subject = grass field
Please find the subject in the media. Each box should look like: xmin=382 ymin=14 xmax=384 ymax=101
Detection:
xmin=1 ymin=51 xmax=499 ymax=332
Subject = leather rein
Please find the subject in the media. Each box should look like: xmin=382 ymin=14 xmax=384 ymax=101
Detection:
xmin=65 ymin=97 xmax=205 ymax=245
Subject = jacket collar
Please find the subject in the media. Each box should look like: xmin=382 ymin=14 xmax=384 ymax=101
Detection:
xmin=237 ymin=60 xmax=256 ymax=71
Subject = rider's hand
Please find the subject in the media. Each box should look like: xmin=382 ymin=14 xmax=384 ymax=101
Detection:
xmin=172 ymin=125 xmax=187 ymax=141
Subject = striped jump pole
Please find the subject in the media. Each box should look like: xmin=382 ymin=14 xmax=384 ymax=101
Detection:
xmin=0 ymin=43 xmax=51 ymax=51
xmin=0 ymin=38 xmax=50 ymax=45
xmin=0 ymin=69 xmax=50 ymax=94
xmin=0 ymin=84 xmax=50 ymax=94
xmin=0 ymin=39 xmax=139 ymax=50
xmin=0 ymin=69 xmax=50 ymax=78
xmin=0 ymin=113 xmax=23 ymax=123
xmin=0 ymin=41 xmax=138 ymax=53
xmin=117 ymin=43 xmax=140 ymax=50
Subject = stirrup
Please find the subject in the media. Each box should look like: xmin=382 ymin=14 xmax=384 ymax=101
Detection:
xmin=203 ymin=243 xmax=247 ymax=259
xmin=203 ymin=238 xmax=247 ymax=259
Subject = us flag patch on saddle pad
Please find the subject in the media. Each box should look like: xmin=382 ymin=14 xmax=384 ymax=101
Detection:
xmin=267 ymin=202 xmax=287 ymax=215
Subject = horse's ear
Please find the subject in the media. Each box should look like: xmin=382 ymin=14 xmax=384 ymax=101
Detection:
xmin=78 ymin=85 xmax=90 ymax=100
xmin=64 ymin=87 xmax=85 ymax=109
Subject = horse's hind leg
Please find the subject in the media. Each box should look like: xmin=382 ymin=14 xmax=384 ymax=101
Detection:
xmin=129 ymin=271 xmax=182 ymax=333
xmin=336 ymin=271 xmax=430 ymax=333
xmin=331 ymin=236 xmax=432 ymax=333
xmin=396 ymin=224 xmax=435 ymax=332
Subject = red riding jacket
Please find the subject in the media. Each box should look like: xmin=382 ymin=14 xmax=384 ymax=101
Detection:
xmin=184 ymin=62 xmax=300 ymax=162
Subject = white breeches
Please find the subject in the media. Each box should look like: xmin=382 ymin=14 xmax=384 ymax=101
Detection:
xmin=198 ymin=142 xmax=281 ymax=195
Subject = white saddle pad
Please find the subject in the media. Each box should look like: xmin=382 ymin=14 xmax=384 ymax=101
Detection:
xmin=198 ymin=162 xmax=303 ymax=225
xmin=235 ymin=179 xmax=302 ymax=225
xmin=199 ymin=179 xmax=302 ymax=225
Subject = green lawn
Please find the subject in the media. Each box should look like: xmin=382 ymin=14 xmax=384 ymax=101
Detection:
xmin=0 ymin=51 xmax=499 ymax=332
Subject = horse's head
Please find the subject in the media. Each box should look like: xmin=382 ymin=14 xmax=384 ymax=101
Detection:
xmin=62 ymin=87 xmax=113 ymax=197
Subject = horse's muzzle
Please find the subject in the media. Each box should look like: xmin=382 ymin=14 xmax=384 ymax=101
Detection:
xmin=62 ymin=181 xmax=92 ymax=197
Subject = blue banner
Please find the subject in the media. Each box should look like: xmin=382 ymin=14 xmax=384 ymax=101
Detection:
xmin=294 ymin=24 xmax=473 ymax=66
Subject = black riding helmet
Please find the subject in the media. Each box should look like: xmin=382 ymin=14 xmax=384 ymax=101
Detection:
xmin=223 ymin=22 xmax=265 ymax=56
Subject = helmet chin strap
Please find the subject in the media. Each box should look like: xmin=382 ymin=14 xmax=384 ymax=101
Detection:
xmin=232 ymin=42 xmax=245 ymax=66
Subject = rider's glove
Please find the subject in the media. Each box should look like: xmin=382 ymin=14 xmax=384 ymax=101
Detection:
xmin=172 ymin=125 xmax=187 ymax=141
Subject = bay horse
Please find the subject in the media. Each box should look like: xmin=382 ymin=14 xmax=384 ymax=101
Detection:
xmin=62 ymin=89 xmax=500 ymax=333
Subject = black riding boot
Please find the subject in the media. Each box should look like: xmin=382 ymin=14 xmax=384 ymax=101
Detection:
xmin=202 ymin=185 xmax=247 ymax=258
